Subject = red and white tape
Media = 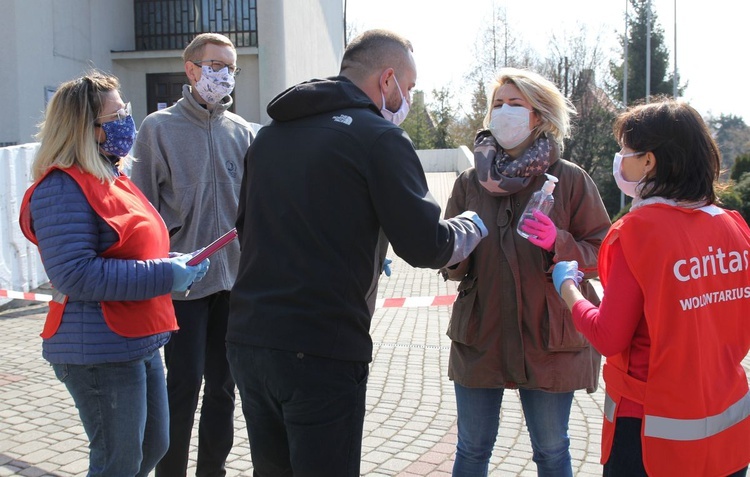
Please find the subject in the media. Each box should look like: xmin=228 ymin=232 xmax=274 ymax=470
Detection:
xmin=0 ymin=289 xmax=458 ymax=308
xmin=0 ymin=289 xmax=53 ymax=302
xmin=375 ymin=294 xmax=456 ymax=309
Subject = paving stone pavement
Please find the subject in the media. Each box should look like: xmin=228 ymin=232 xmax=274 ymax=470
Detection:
xmin=1 ymin=172 xmax=748 ymax=476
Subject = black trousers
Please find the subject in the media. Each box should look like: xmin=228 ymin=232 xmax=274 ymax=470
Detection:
xmin=604 ymin=417 xmax=748 ymax=477
xmin=227 ymin=344 xmax=369 ymax=477
xmin=156 ymin=291 xmax=236 ymax=477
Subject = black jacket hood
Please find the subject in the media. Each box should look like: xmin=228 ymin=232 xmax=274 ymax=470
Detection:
xmin=267 ymin=76 xmax=381 ymax=122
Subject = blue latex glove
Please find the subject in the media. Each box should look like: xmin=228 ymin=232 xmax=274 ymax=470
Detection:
xmin=169 ymin=254 xmax=210 ymax=292
xmin=382 ymin=258 xmax=392 ymax=277
xmin=552 ymin=260 xmax=584 ymax=295
xmin=457 ymin=210 xmax=489 ymax=237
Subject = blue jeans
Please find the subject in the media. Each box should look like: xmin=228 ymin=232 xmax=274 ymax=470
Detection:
xmin=52 ymin=350 xmax=169 ymax=477
xmin=227 ymin=344 xmax=368 ymax=477
xmin=452 ymin=383 xmax=573 ymax=477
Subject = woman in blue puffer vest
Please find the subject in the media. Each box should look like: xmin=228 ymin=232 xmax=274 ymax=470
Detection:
xmin=19 ymin=71 xmax=209 ymax=477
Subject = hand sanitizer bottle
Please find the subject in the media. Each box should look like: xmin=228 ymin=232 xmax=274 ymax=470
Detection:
xmin=517 ymin=173 xmax=558 ymax=239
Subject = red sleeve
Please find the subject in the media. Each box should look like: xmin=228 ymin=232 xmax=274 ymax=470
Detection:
xmin=571 ymin=239 xmax=645 ymax=357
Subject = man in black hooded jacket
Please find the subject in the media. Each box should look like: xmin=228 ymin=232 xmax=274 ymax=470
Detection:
xmin=226 ymin=29 xmax=487 ymax=476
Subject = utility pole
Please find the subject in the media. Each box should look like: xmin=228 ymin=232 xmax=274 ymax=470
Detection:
xmin=623 ymin=0 xmax=628 ymax=108
xmin=646 ymin=0 xmax=651 ymax=102
xmin=621 ymin=0 xmax=629 ymax=211
xmin=673 ymin=0 xmax=678 ymax=98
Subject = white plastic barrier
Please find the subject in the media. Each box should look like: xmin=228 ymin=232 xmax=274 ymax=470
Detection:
xmin=0 ymin=143 xmax=47 ymax=306
xmin=0 ymin=143 xmax=472 ymax=307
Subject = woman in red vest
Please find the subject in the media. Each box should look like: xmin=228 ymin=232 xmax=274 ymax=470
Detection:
xmin=552 ymin=98 xmax=750 ymax=477
xmin=19 ymin=72 xmax=209 ymax=477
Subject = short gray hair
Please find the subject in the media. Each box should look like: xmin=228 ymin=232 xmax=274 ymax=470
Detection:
xmin=339 ymin=29 xmax=413 ymax=79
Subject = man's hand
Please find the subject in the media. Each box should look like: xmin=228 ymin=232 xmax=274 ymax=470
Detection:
xmin=382 ymin=258 xmax=392 ymax=277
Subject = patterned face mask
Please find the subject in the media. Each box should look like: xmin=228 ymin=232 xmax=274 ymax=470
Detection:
xmin=98 ymin=115 xmax=136 ymax=157
xmin=194 ymin=65 xmax=235 ymax=104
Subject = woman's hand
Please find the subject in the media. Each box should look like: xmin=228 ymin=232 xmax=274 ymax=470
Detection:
xmin=552 ymin=260 xmax=584 ymax=295
xmin=520 ymin=210 xmax=557 ymax=251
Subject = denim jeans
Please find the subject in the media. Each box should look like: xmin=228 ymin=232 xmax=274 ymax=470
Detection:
xmin=157 ymin=292 xmax=235 ymax=477
xmin=452 ymin=383 xmax=573 ymax=477
xmin=604 ymin=417 xmax=749 ymax=477
xmin=227 ymin=344 xmax=368 ymax=477
xmin=52 ymin=350 xmax=169 ymax=477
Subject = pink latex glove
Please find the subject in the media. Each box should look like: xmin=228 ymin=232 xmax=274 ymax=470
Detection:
xmin=520 ymin=209 xmax=557 ymax=251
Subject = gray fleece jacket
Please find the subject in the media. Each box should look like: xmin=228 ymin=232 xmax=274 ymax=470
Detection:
xmin=131 ymin=85 xmax=255 ymax=300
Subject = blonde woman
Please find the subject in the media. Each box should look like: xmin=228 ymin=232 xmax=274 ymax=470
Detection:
xmin=441 ymin=68 xmax=611 ymax=476
xmin=19 ymin=72 xmax=208 ymax=477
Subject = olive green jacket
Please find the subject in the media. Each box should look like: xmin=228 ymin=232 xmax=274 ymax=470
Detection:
xmin=441 ymin=158 xmax=610 ymax=392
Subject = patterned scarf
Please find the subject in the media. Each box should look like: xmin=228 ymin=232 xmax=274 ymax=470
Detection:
xmin=474 ymin=129 xmax=559 ymax=196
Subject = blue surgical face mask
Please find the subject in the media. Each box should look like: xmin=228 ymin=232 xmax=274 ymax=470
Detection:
xmin=99 ymin=115 xmax=136 ymax=157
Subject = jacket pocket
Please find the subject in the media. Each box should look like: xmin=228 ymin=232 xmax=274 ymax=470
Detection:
xmin=543 ymin=281 xmax=588 ymax=352
xmin=447 ymin=275 xmax=479 ymax=345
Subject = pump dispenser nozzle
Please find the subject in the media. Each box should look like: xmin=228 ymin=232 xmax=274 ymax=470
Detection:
xmin=541 ymin=173 xmax=558 ymax=195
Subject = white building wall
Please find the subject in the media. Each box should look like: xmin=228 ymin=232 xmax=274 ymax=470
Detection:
xmin=256 ymin=0 xmax=344 ymax=123
xmin=0 ymin=1 xmax=19 ymax=146
xmin=2 ymin=0 xmax=134 ymax=145
xmin=0 ymin=0 xmax=344 ymax=143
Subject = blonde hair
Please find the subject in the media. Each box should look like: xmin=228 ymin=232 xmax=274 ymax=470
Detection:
xmin=484 ymin=68 xmax=576 ymax=148
xmin=182 ymin=33 xmax=235 ymax=62
xmin=33 ymin=72 xmax=125 ymax=182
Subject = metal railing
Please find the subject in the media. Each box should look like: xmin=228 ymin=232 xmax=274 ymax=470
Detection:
xmin=134 ymin=0 xmax=257 ymax=51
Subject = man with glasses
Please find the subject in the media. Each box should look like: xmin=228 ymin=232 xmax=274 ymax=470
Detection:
xmin=131 ymin=32 xmax=256 ymax=477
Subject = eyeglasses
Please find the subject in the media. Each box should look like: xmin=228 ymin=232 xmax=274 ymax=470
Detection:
xmin=95 ymin=102 xmax=132 ymax=126
xmin=192 ymin=60 xmax=241 ymax=77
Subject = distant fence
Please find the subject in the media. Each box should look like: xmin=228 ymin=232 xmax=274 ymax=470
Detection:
xmin=0 ymin=143 xmax=473 ymax=306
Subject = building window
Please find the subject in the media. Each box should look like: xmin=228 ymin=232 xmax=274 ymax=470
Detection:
xmin=134 ymin=0 xmax=257 ymax=51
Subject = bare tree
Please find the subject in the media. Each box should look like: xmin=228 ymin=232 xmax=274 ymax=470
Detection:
xmin=541 ymin=25 xmax=619 ymax=178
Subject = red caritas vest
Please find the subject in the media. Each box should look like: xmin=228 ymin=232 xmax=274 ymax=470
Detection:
xmin=19 ymin=166 xmax=177 ymax=338
xmin=598 ymin=203 xmax=750 ymax=477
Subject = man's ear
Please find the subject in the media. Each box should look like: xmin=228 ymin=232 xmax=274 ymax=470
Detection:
xmin=184 ymin=61 xmax=198 ymax=83
xmin=379 ymin=68 xmax=394 ymax=90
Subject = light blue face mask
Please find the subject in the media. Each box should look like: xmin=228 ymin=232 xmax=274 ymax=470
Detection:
xmin=99 ymin=115 xmax=136 ymax=157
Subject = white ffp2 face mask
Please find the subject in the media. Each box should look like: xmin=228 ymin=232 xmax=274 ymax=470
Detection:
xmin=194 ymin=65 xmax=236 ymax=104
xmin=613 ymin=151 xmax=646 ymax=198
xmin=380 ymin=75 xmax=410 ymax=126
xmin=489 ymin=104 xmax=533 ymax=149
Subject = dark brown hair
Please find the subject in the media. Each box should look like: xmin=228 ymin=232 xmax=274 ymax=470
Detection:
xmin=613 ymin=97 xmax=722 ymax=204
